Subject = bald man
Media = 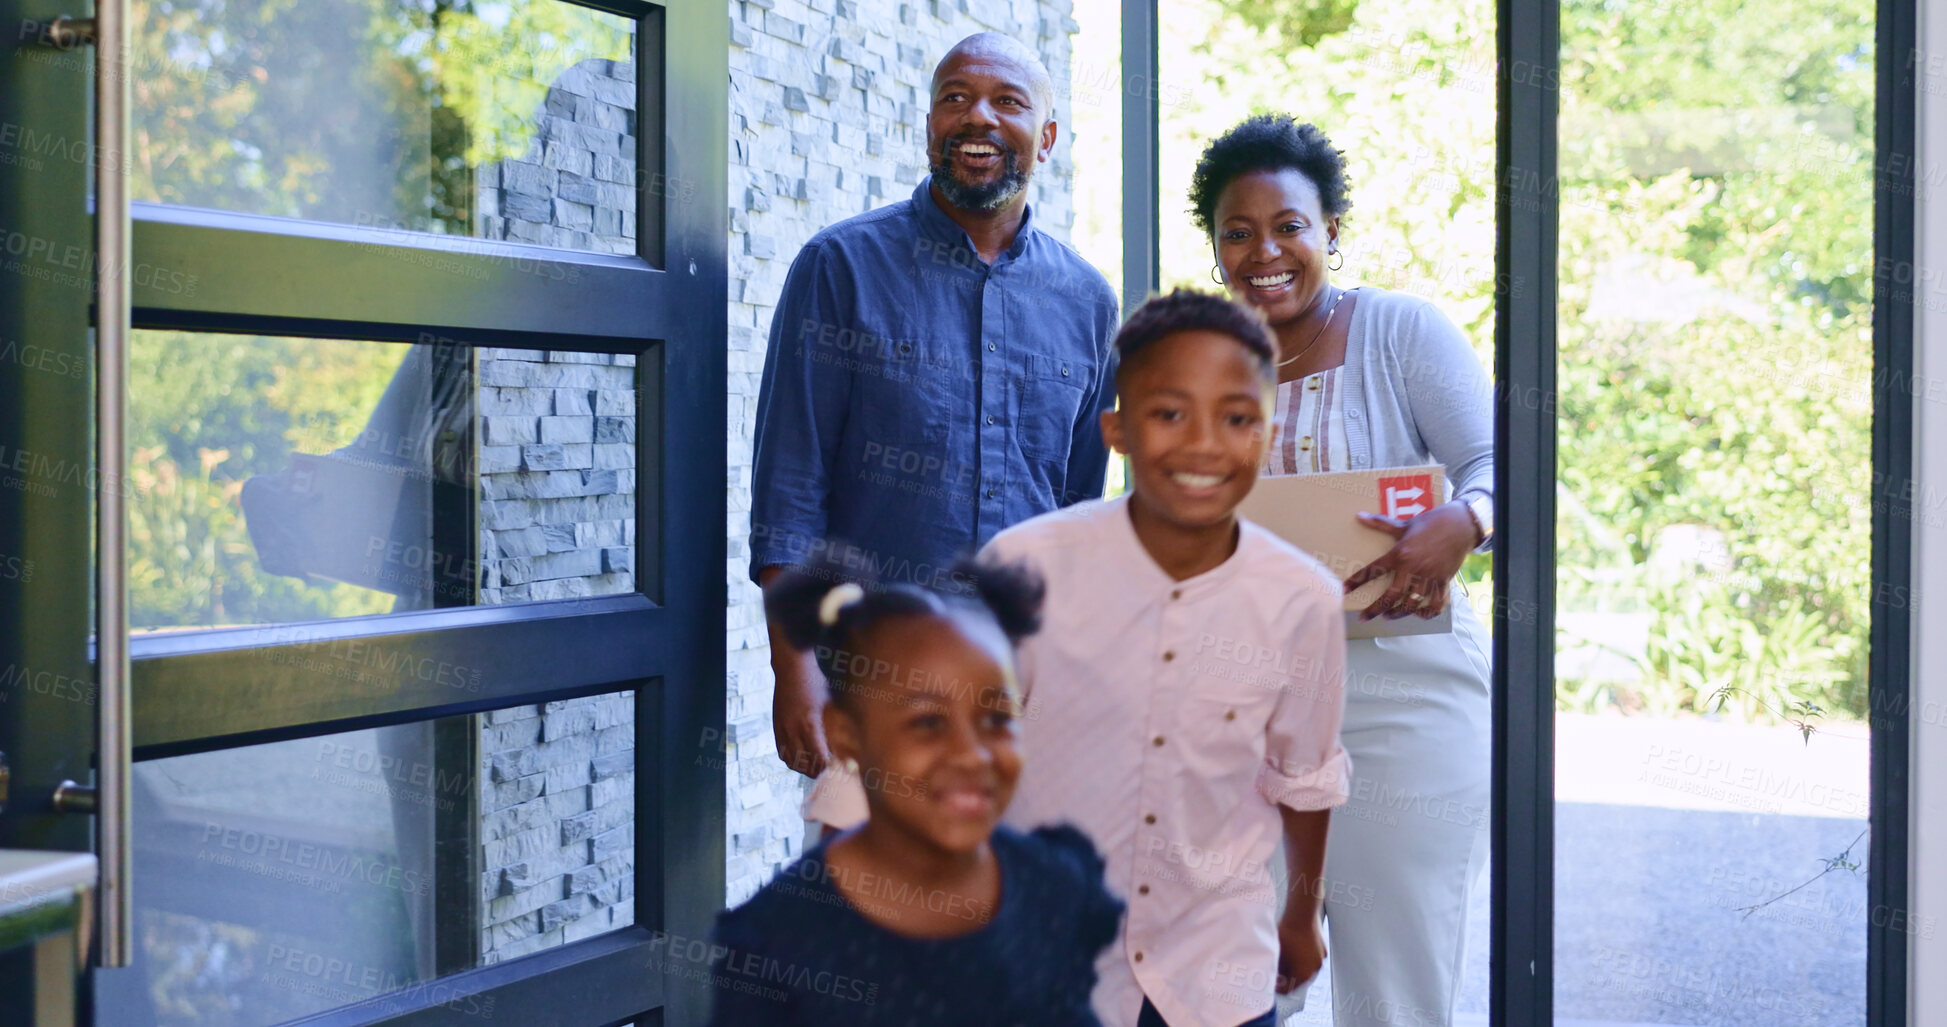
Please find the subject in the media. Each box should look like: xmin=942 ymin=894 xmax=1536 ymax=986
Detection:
xmin=750 ymin=33 xmax=1118 ymax=803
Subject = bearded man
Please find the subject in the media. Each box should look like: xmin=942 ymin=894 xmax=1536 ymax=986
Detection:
xmin=749 ymin=32 xmax=1119 ymax=819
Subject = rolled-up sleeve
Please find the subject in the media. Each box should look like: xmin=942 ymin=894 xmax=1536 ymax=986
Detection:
xmin=749 ymin=243 xmax=853 ymax=581
xmin=1256 ymin=586 xmax=1351 ymax=811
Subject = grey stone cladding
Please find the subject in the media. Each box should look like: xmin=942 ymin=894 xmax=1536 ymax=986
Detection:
xmin=726 ymin=0 xmax=1083 ymax=905
xmin=478 ymin=693 xmax=637 ymax=962
xmin=473 ymin=349 xmax=639 ymax=963
xmin=475 ymin=56 xmax=639 ymax=256
xmin=475 ymin=349 xmax=638 ymax=607
xmin=468 ymin=48 xmax=644 ymax=961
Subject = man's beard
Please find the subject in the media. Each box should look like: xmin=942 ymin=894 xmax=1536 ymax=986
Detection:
xmin=930 ymin=135 xmax=1030 ymax=212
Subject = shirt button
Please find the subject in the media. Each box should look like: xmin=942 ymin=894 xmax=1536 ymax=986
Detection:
xmin=1138 ymin=884 xmax=1150 ymax=895
xmin=1170 ymin=589 xmax=1181 ymax=600
xmin=1152 ymin=736 xmax=1165 ymax=747
xmin=1348 ymin=408 xmax=1361 ymax=418
xmin=988 ymin=342 xmax=997 ymax=352
xmin=986 ymin=487 xmax=996 ymax=499
xmin=1134 ymin=951 xmax=1144 ymax=963
xmin=986 ymin=415 xmax=995 ymax=425
xmin=1144 ymin=814 xmax=1156 ymax=825
xmin=1307 ymin=376 xmax=1321 ymax=391
xmin=1300 ymin=435 xmax=1313 ymax=451
xmin=1225 ymin=709 xmax=1236 ymax=721
xmin=1162 ymin=651 xmax=1175 ymax=662
xmin=1061 ymin=366 xmax=1070 ymax=377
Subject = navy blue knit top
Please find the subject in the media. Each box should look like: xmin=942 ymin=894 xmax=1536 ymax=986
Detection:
xmin=702 ymin=824 xmax=1123 ymax=1026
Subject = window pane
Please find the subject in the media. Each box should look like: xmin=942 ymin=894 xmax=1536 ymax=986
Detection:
xmin=1067 ymin=0 xmax=1126 ymax=497
xmin=131 ymin=0 xmax=640 ymax=254
xmin=133 ymin=693 xmax=635 ymax=1023
xmin=1553 ymin=0 xmax=1874 ymax=1019
xmin=128 ymin=332 xmax=638 ymax=632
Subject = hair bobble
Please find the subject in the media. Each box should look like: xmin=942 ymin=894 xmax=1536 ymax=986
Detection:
xmin=818 ymin=583 xmax=866 ymax=627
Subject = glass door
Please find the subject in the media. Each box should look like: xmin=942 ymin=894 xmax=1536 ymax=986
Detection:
xmin=1550 ymin=0 xmax=1880 ymax=1022
xmin=0 ymin=1 xmax=727 ymax=1023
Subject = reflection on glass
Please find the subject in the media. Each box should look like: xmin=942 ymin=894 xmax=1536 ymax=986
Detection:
xmin=131 ymin=0 xmax=638 ymax=254
xmin=133 ymin=694 xmax=636 ymax=1023
xmin=128 ymin=332 xmax=638 ymax=632
xmin=1554 ymin=0 xmax=1873 ymax=1020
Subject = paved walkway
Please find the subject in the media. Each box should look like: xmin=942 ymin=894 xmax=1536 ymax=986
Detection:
xmin=1284 ymin=714 xmax=1869 ymax=1026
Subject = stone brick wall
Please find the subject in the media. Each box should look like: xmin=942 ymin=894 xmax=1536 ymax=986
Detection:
xmin=468 ymin=49 xmax=645 ymax=962
xmin=474 ymin=57 xmax=639 ymax=256
xmin=725 ymin=0 xmax=1083 ymax=904
xmin=473 ymin=347 xmax=639 ymax=964
xmin=475 ymin=350 xmax=638 ymax=605
xmin=479 ymin=694 xmax=637 ymax=962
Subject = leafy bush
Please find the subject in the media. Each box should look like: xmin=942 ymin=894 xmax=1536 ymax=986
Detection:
xmin=1167 ymin=0 xmax=1876 ymax=722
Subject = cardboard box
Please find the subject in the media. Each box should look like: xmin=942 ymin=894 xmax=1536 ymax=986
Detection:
xmin=1237 ymin=464 xmax=1453 ymax=639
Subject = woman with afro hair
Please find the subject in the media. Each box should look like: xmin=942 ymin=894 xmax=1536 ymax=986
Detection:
xmin=1190 ymin=114 xmax=1494 ymax=1027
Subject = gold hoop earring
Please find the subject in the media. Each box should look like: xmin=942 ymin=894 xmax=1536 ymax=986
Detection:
xmin=1328 ymin=251 xmax=1343 ymax=272
xmin=1210 ymin=264 xmax=1225 ymax=285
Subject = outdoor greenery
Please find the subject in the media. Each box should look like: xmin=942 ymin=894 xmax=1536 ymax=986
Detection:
xmin=123 ymin=0 xmax=629 ymax=631
xmin=1120 ymin=0 xmax=1875 ymax=722
xmin=132 ymin=0 xmax=631 ymax=231
xmin=127 ymin=331 xmax=404 ymax=629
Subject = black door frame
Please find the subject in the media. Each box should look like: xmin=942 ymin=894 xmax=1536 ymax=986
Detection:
xmin=0 ymin=0 xmax=726 ymax=1023
xmin=1868 ymin=0 xmax=1918 ymax=1018
xmin=1492 ymin=0 xmax=1556 ymax=1016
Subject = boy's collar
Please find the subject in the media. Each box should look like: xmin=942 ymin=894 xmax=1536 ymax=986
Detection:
xmin=1107 ymin=493 xmax=1251 ymax=591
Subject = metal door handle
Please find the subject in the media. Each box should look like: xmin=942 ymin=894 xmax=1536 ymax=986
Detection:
xmin=38 ymin=4 xmax=134 ymax=970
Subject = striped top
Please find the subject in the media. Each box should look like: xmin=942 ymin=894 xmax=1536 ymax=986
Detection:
xmin=1265 ymin=365 xmax=1351 ymax=476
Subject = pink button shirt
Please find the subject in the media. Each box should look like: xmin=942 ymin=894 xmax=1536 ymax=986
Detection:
xmin=983 ymin=495 xmax=1351 ymax=1027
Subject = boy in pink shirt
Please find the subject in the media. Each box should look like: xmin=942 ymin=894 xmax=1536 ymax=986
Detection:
xmin=984 ymin=290 xmax=1351 ymax=1027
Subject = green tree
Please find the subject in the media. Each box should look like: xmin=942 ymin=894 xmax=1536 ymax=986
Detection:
xmin=1148 ymin=0 xmax=1875 ymax=720
xmin=122 ymin=0 xmax=630 ymax=630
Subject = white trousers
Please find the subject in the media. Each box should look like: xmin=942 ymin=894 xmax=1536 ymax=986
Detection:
xmin=1319 ymin=595 xmax=1492 ymax=1027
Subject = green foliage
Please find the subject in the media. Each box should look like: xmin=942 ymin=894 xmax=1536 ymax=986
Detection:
xmin=1147 ymin=0 xmax=1874 ymax=723
xmin=1554 ymin=0 xmax=1874 ymax=721
xmin=131 ymin=0 xmax=630 ymax=233
xmin=1211 ymin=0 xmax=1362 ymax=47
xmin=128 ymin=332 xmax=405 ymax=629
xmin=121 ymin=0 xmax=624 ymax=629
xmin=1633 ymin=575 xmax=1847 ymax=724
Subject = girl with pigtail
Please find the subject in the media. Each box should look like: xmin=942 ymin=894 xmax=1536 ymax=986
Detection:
xmin=703 ymin=546 xmax=1123 ymax=1026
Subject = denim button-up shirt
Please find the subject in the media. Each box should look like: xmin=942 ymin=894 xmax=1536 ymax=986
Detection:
xmin=750 ymin=177 xmax=1119 ymax=586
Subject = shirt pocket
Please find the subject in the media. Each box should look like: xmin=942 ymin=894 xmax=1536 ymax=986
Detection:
xmin=853 ymin=338 xmax=959 ymax=448
xmin=1016 ymin=353 xmax=1087 ymax=460
xmin=1177 ymin=660 xmax=1287 ymax=769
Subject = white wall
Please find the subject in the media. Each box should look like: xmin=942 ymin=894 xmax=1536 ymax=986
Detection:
xmin=1912 ymin=0 xmax=1946 ymax=1018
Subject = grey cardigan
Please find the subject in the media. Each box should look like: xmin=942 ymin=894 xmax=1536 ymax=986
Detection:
xmin=1338 ymin=286 xmax=1495 ymax=507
